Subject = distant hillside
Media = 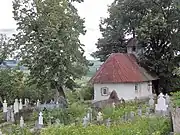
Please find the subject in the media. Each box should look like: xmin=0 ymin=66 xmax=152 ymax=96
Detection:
xmin=86 ymin=60 xmax=103 ymax=77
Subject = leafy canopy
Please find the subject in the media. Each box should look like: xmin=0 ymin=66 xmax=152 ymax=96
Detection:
xmin=92 ymin=0 xmax=180 ymax=93
xmin=11 ymin=0 xmax=88 ymax=94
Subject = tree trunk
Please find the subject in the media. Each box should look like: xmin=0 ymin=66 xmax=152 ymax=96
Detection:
xmin=57 ymin=85 xmax=66 ymax=98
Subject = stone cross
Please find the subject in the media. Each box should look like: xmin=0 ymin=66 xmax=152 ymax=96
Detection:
xmin=13 ymin=99 xmax=19 ymax=114
xmin=155 ymin=93 xmax=168 ymax=114
xmin=24 ymin=98 xmax=28 ymax=106
xmin=38 ymin=112 xmax=43 ymax=126
xmin=37 ymin=100 xmax=40 ymax=107
xmin=83 ymin=116 xmax=88 ymax=127
xmin=3 ymin=100 xmax=7 ymax=121
xmin=19 ymin=99 xmax=23 ymax=110
xmin=20 ymin=116 xmax=24 ymax=128
xmin=3 ymin=100 xmax=7 ymax=113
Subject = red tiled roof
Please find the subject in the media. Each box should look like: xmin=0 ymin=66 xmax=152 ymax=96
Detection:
xmin=90 ymin=53 xmax=157 ymax=84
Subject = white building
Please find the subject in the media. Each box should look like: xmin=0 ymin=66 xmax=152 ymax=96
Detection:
xmin=90 ymin=38 xmax=158 ymax=101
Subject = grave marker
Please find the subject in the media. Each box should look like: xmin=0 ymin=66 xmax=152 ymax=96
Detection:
xmin=3 ymin=100 xmax=7 ymax=120
xmin=20 ymin=116 xmax=24 ymax=128
xmin=14 ymin=99 xmax=19 ymax=114
xmin=83 ymin=116 xmax=88 ymax=127
xmin=106 ymin=118 xmax=111 ymax=127
xmin=155 ymin=93 xmax=168 ymax=115
xmin=19 ymin=99 xmax=23 ymax=110
xmin=38 ymin=112 xmax=43 ymax=128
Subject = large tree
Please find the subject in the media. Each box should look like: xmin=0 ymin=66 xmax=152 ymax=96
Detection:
xmin=93 ymin=0 xmax=180 ymax=93
xmin=11 ymin=0 xmax=88 ymax=98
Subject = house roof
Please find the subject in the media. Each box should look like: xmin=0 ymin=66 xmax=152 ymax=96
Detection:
xmin=90 ymin=53 xmax=157 ymax=84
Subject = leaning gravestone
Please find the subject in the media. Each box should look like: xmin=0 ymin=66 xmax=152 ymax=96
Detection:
xmin=155 ymin=93 xmax=168 ymax=116
xmin=3 ymin=100 xmax=7 ymax=121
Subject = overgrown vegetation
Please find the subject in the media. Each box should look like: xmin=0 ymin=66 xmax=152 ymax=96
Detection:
xmin=171 ymin=91 xmax=180 ymax=107
xmin=40 ymin=117 xmax=170 ymax=135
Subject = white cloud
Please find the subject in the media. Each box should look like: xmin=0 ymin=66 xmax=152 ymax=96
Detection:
xmin=0 ymin=0 xmax=114 ymax=60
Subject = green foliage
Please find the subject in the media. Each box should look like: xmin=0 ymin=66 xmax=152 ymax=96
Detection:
xmin=0 ymin=69 xmax=55 ymax=104
xmin=171 ymin=91 xmax=180 ymax=107
xmin=11 ymin=0 xmax=88 ymax=96
xmin=102 ymin=102 xmax=147 ymax=120
xmin=92 ymin=0 xmax=180 ymax=93
xmin=40 ymin=117 xmax=170 ymax=135
xmin=0 ymin=69 xmax=25 ymax=104
xmin=4 ymin=125 xmax=32 ymax=135
xmin=0 ymin=34 xmax=10 ymax=63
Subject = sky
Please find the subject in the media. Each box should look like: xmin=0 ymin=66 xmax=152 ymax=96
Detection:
xmin=0 ymin=0 xmax=114 ymax=60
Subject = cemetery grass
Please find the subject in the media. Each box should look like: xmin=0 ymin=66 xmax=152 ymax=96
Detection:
xmin=41 ymin=117 xmax=171 ymax=135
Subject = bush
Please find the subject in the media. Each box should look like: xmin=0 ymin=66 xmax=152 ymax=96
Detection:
xmin=40 ymin=117 xmax=170 ymax=135
xmin=171 ymin=91 xmax=180 ymax=107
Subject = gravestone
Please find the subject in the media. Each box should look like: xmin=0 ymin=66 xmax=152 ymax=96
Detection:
xmin=137 ymin=108 xmax=142 ymax=116
xmin=38 ymin=112 xmax=43 ymax=128
xmin=0 ymin=129 xmax=3 ymax=135
xmin=83 ymin=116 xmax=88 ymax=127
xmin=14 ymin=99 xmax=19 ymax=114
xmin=146 ymin=107 xmax=150 ymax=116
xmin=19 ymin=99 xmax=23 ymax=110
xmin=149 ymin=96 xmax=154 ymax=107
xmin=124 ymin=112 xmax=128 ymax=121
xmin=11 ymin=109 xmax=15 ymax=123
xmin=155 ymin=93 xmax=168 ymax=115
xmin=3 ymin=100 xmax=7 ymax=120
xmin=97 ymin=112 xmax=103 ymax=124
xmin=106 ymin=118 xmax=111 ymax=127
xmin=86 ymin=108 xmax=92 ymax=122
xmin=55 ymin=119 xmax=60 ymax=126
xmin=37 ymin=100 xmax=40 ymax=107
xmin=165 ymin=94 xmax=170 ymax=105
xmin=130 ymin=111 xmax=135 ymax=120
xmin=24 ymin=98 xmax=28 ymax=106
xmin=6 ymin=108 xmax=11 ymax=122
xmin=20 ymin=116 xmax=24 ymax=128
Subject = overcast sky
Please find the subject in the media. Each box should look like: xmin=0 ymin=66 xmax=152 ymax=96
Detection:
xmin=0 ymin=0 xmax=114 ymax=60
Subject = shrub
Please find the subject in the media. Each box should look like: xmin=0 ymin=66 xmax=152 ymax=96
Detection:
xmin=171 ymin=91 xmax=180 ymax=107
xmin=40 ymin=117 xmax=170 ymax=135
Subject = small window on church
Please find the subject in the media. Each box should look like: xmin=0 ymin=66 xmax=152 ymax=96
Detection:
xmin=132 ymin=46 xmax=136 ymax=52
xmin=101 ymin=87 xmax=109 ymax=96
xmin=135 ymin=84 xmax=138 ymax=93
